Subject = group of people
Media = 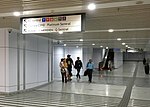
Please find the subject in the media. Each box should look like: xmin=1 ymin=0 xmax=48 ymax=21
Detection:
xmin=59 ymin=54 xmax=94 ymax=83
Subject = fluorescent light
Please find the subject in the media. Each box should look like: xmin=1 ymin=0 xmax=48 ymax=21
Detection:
xmin=79 ymin=39 xmax=83 ymax=41
xmin=13 ymin=12 xmax=21 ymax=16
xmin=64 ymin=44 xmax=66 ymax=46
xmin=122 ymin=43 xmax=126 ymax=45
xmin=117 ymin=38 xmax=121 ymax=41
xmin=76 ymin=46 xmax=79 ymax=48
xmin=88 ymin=3 xmax=96 ymax=10
xmin=92 ymin=43 xmax=95 ymax=45
xmin=108 ymin=29 xmax=114 ymax=32
xmin=58 ymin=31 xmax=63 ymax=34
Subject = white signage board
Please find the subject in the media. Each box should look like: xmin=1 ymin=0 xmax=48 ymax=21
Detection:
xmin=21 ymin=14 xmax=82 ymax=34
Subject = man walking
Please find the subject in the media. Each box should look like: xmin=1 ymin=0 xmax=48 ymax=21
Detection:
xmin=75 ymin=57 xmax=83 ymax=79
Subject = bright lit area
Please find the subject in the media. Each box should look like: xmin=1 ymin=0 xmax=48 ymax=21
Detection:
xmin=0 ymin=0 xmax=150 ymax=107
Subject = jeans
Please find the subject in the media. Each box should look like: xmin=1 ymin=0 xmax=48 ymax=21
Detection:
xmin=76 ymin=68 xmax=81 ymax=79
xmin=87 ymin=69 xmax=93 ymax=82
xmin=61 ymin=72 xmax=67 ymax=83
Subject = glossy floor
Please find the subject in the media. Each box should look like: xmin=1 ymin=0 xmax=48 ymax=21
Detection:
xmin=0 ymin=61 xmax=150 ymax=107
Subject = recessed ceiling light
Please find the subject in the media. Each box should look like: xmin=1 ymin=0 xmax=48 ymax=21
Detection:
xmin=58 ymin=31 xmax=63 ymax=34
xmin=88 ymin=3 xmax=96 ymax=10
xmin=108 ymin=29 xmax=114 ymax=32
xmin=64 ymin=44 xmax=66 ymax=46
xmin=122 ymin=43 xmax=126 ymax=45
xmin=100 ymin=46 xmax=103 ymax=48
xmin=13 ymin=12 xmax=21 ymax=16
xmin=92 ymin=43 xmax=95 ymax=45
xmin=76 ymin=46 xmax=79 ymax=48
xmin=106 ymin=47 xmax=109 ymax=49
xmin=79 ymin=39 xmax=83 ymax=41
xmin=125 ymin=45 xmax=128 ymax=47
xmin=117 ymin=38 xmax=121 ymax=41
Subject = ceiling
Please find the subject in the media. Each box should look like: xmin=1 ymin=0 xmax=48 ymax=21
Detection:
xmin=0 ymin=0 xmax=150 ymax=51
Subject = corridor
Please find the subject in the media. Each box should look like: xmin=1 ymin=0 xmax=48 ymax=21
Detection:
xmin=0 ymin=61 xmax=149 ymax=107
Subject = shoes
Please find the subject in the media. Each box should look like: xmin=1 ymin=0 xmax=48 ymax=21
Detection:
xmin=88 ymin=80 xmax=92 ymax=83
xmin=79 ymin=75 xmax=81 ymax=79
xmin=76 ymin=75 xmax=78 ymax=78
xmin=76 ymin=75 xmax=81 ymax=79
xmin=68 ymin=78 xmax=72 ymax=81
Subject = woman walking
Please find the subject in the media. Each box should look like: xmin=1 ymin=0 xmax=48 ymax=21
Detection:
xmin=86 ymin=59 xmax=94 ymax=83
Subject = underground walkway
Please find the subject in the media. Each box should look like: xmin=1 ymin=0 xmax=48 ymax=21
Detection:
xmin=0 ymin=61 xmax=150 ymax=107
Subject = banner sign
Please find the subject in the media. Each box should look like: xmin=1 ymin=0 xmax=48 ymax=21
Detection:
xmin=21 ymin=14 xmax=83 ymax=34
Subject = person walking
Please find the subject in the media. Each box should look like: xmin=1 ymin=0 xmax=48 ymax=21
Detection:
xmin=75 ymin=57 xmax=83 ymax=79
xmin=59 ymin=58 xmax=67 ymax=83
xmin=86 ymin=59 xmax=94 ymax=83
xmin=143 ymin=57 xmax=146 ymax=65
xmin=66 ymin=54 xmax=74 ymax=81
xmin=144 ymin=58 xmax=149 ymax=75
xmin=108 ymin=59 xmax=112 ymax=71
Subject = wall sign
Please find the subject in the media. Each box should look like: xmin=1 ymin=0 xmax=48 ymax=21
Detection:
xmin=21 ymin=14 xmax=84 ymax=34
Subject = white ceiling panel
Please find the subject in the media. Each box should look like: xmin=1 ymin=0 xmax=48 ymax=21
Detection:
xmin=0 ymin=0 xmax=149 ymax=50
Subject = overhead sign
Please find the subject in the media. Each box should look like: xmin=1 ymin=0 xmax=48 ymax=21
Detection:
xmin=21 ymin=14 xmax=83 ymax=34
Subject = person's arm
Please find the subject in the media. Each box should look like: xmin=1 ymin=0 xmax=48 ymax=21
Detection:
xmin=92 ymin=63 xmax=94 ymax=69
xmin=86 ymin=62 xmax=89 ymax=69
xmin=71 ymin=59 xmax=75 ymax=67
xmin=81 ymin=60 xmax=83 ymax=69
xmin=74 ymin=60 xmax=77 ymax=69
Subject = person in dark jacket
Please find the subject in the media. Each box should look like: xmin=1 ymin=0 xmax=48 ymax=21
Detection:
xmin=75 ymin=57 xmax=83 ymax=79
xmin=143 ymin=58 xmax=146 ymax=65
xmin=66 ymin=54 xmax=74 ymax=81
xmin=144 ymin=58 xmax=149 ymax=75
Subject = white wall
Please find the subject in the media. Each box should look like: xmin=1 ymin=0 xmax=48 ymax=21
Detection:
xmin=0 ymin=28 xmax=8 ymax=92
xmin=114 ymin=52 xmax=123 ymax=68
xmin=93 ymin=48 xmax=103 ymax=69
xmin=53 ymin=46 xmax=82 ymax=80
xmin=0 ymin=28 xmax=52 ymax=93
xmin=83 ymin=47 xmax=93 ymax=69
xmin=53 ymin=46 xmax=106 ymax=80
xmin=53 ymin=47 xmax=64 ymax=79
xmin=123 ymin=52 xmax=144 ymax=61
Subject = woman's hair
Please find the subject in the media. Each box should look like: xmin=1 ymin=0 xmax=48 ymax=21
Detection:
xmin=61 ymin=58 xmax=64 ymax=62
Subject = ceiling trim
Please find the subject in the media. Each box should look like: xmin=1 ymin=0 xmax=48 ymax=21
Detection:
xmin=85 ymin=28 xmax=150 ymax=33
xmin=0 ymin=0 xmax=150 ymax=17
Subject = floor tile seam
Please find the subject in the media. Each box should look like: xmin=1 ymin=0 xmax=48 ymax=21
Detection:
xmin=0 ymin=101 xmax=55 ymax=106
xmin=0 ymin=101 xmax=104 ymax=106
xmin=118 ymin=62 xmax=139 ymax=107
xmin=129 ymin=98 xmax=150 ymax=102
xmin=34 ymin=90 xmax=122 ymax=99
xmin=51 ymin=80 xmax=127 ymax=87
xmin=0 ymin=99 xmax=65 ymax=103
xmin=0 ymin=97 xmax=101 ymax=103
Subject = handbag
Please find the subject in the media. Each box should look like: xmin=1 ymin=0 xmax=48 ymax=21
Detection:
xmin=84 ymin=69 xmax=88 ymax=76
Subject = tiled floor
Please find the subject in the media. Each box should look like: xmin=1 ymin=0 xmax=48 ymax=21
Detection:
xmin=0 ymin=61 xmax=150 ymax=107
